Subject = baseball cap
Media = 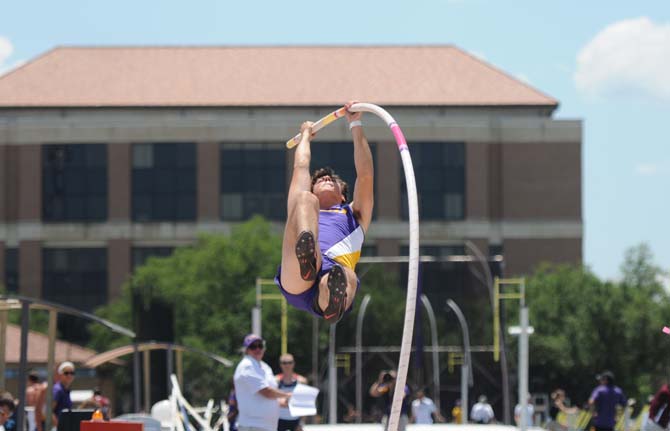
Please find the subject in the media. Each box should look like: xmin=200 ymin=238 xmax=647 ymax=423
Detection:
xmin=243 ymin=334 xmax=264 ymax=348
xmin=58 ymin=361 xmax=75 ymax=374
xmin=596 ymin=370 xmax=614 ymax=381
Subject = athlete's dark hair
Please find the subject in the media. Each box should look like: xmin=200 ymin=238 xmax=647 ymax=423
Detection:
xmin=311 ymin=167 xmax=348 ymax=202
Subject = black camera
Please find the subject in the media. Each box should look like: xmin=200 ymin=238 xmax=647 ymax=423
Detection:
xmin=382 ymin=372 xmax=395 ymax=382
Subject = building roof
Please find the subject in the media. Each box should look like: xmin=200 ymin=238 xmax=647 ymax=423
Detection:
xmin=0 ymin=46 xmax=558 ymax=108
xmin=4 ymin=323 xmax=98 ymax=365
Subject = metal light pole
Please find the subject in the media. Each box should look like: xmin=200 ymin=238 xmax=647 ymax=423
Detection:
xmin=519 ymin=306 xmax=530 ymax=431
xmin=446 ymin=299 xmax=473 ymax=424
xmin=328 ymin=323 xmax=337 ymax=423
xmin=16 ymin=301 xmax=30 ymax=431
xmin=355 ymin=294 xmax=372 ymax=423
xmin=509 ymin=307 xmax=533 ymax=431
xmin=420 ymin=295 xmax=441 ymax=410
xmin=465 ymin=240 xmax=512 ymax=424
xmin=252 ymin=278 xmax=262 ymax=336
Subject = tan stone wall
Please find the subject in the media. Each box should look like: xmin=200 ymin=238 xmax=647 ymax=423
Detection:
xmin=197 ymin=141 xmax=220 ymax=221
xmin=108 ymin=143 xmax=131 ymax=221
xmin=465 ymin=142 xmax=489 ymax=220
xmin=501 ymin=142 xmax=581 ymax=220
xmin=376 ymin=141 xmax=400 ymax=220
xmin=19 ymin=240 xmax=41 ymax=298
xmin=107 ymin=239 xmax=131 ymax=301
xmin=18 ymin=145 xmax=41 ymax=221
xmin=503 ymin=238 xmax=582 ymax=276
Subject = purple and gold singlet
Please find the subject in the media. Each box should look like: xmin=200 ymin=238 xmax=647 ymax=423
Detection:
xmin=275 ymin=203 xmax=364 ymax=317
xmin=317 ymin=203 xmax=365 ymax=273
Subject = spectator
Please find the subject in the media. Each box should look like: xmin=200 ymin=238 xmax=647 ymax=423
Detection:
xmin=547 ymin=389 xmax=578 ymax=431
xmin=0 ymin=396 xmax=16 ymax=431
xmin=411 ymin=389 xmax=442 ymax=424
xmin=451 ymin=399 xmax=462 ymax=424
xmin=514 ymin=396 xmax=534 ymax=427
xmin=79 ymin=387 xmax=111 ymax=420
xmin=275 ymin=353 xmax=308 ymax=431
xmin=471 ymin=395 xmax=495 ymax=424
xmin=642 ymin=383 xmax=670 ymax=431
xmin=52 ymin=361 xmax=75 ymax=428
xmin=227 ymin=382 xmax=238 ymax=431
xmin=369 ymin=370 xmax=411 ymax=431
xmin=92 ymin=387 xmax=111 ymax=419
xmin=589 ymin=370 xmax=626 ymax=431
xmin=26 ymin=371 xmax=44 ymax=431
xmin=233 ymin=334 xmax=291 ymax=431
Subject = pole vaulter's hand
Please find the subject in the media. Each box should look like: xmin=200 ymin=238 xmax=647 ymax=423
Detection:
xmin=345 ymin=100 xmax=362 ymax=122
xmin=300 ymin=121 xmax=315 ymax=141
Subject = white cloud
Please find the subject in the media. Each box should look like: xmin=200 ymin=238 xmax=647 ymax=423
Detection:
xmin=0 ymin=37 xmax=25 ymax=77
xmin=0 ymin=36 xmax=13 ymax=67
xmin=574 ymin=17 xmax=670 ymax=101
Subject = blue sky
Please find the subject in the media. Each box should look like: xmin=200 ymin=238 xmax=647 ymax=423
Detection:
xmin=1 ymin=0 xmax=668 ymax=282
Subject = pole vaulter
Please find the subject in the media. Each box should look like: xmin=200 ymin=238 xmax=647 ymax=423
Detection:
xmin=286 ymin=103 xmax=419 ymax=431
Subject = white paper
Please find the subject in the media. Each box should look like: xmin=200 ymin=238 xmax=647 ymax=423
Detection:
xmin=288 ymin=383 xmax=320 ymax=417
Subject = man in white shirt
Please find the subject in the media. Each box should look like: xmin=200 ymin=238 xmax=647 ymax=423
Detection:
xmin=515 ymin=397 xmax=535 ymax=428
xmin=234 ymin=334 xmax=291 ymax=431
xmin=471 ymin=395 xmax=495 ymax=424
xmin=411 ymin=390 xmax=440 ymax=424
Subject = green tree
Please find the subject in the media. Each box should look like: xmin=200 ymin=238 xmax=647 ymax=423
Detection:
xmin=89 ymin=216 xmax=287 ymax=404
xmin=523 ymin=244 xmax=670 ymax=405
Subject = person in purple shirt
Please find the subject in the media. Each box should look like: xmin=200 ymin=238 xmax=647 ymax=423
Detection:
xmin=275 ymin=101 xmax=374 ymax=324
xmin=52 ymin=361 xmax=75 ymax=428
xmin=589 ymin=370 xmax=627 ymax=431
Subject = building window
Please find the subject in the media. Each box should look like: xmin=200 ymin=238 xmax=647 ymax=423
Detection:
xmin=132 ymin=143 xmax=196 ymax=222
xmin=361 ymin=245 xmax=378 ymax=257
xmin=220 ymin=143 xmax=286 ymax=221
xmin=132 ymin=247 xmax=174 ymax=270
xmin=310 ymin=142 xmax=377 ymax=217
xmin=401 ymin=142 xmax=464 ymax=220
xmin=42 ymin=248 xmax=107 ymax=343
xmin=42 ymin=144 xmax=108 ymax=222
xmin=4 ymin=248 xmax=18 ymax=293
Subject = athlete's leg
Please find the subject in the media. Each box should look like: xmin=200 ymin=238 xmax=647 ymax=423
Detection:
xmin=280 ymin=123 xmax=322 ymax=295
xmin=316 ymin=265 xmax=358 ymax=320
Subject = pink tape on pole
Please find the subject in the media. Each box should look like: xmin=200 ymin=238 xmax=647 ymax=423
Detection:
xmin=390 ymin=123 xmax=408 ymax=152
xmin=663 ymin=326 xmax=670 ymax=335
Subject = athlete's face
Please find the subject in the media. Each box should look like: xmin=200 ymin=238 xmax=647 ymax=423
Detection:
xmin=312 ymin=175 xmax=344 ymax=203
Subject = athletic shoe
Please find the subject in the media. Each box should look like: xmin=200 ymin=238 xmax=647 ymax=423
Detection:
xmin=295 ymin=231 xmax=317 ymax=282
xmin=322 ymin=264 xmax=348 ymax=324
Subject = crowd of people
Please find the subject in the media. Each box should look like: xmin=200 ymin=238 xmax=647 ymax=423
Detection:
xmin=232 ymin=333 xmax=455 ymax=431
xmin=230 ymin=332 xmax=670 ymax=431
xmin=3 ymin=347 xmax=668 ymax=431
xmin=1 ymin=361 xmax=111 ymax=431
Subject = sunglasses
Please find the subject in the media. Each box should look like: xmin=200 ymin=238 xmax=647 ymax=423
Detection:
xmin=248 ymin=343 xmax=264 ymax=350
xmin=63 ymin=371 xmax=75 ymax=376
xmin=280 ymin=361 xmax=294 ymax=365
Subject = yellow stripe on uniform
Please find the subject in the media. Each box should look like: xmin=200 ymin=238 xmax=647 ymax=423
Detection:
xmin=333 ymin=251 xmax=362 ymax=270
xmin=324 ymin=226 xmax=365 ymax=270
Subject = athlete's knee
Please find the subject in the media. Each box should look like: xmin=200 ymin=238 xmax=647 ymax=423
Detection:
xmin=290 ymin=190 xmax=318 ymax=211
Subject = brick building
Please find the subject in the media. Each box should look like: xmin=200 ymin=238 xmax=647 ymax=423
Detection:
xmin=0 ymin=46 xmax=582 ymax=322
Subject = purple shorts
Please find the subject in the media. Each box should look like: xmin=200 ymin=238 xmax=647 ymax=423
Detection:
xmin=275 ymin=257 xmax=360 ymax=318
